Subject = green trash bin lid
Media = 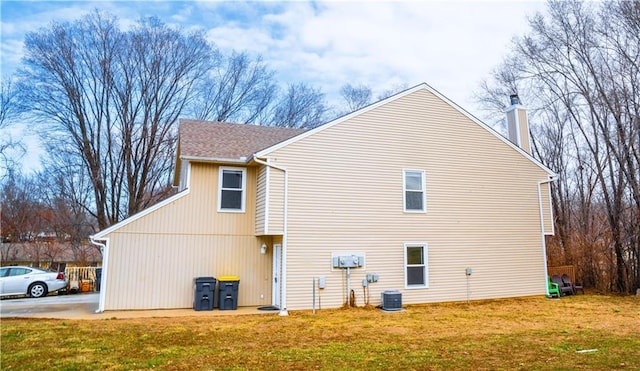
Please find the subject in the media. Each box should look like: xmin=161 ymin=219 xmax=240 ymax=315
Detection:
xmin=218 ymin=275 xmax=240 ymax=281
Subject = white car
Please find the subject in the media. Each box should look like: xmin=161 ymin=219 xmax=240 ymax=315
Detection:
xmin=0 ymin=266 xmax=67 ymax=298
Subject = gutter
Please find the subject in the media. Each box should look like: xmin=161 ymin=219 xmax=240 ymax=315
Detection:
xmin=174 ymin=156 xmax=250 ymax=188
xmin=253 ymin=155 xmax=289 ymax=316
xmin=180 ymin=155 xmax=249 ymax=165
xmin=89 ymin=236 xmax=108 ymax=313
xmin=537 ymin=175 xmax=558 ymax=297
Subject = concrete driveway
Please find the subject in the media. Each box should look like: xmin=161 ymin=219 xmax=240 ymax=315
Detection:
xmin=0 ymin=293 xmax=100 ymax=319
xmin=1 ymin=293 xmax=278 ymax=320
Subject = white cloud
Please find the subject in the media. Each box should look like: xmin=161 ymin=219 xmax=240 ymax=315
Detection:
xmin=206 ymin=25 xmax=275 ymax=54
xmin=171 ymin=4 xmax=193 ymax=23
xmin=1 ymin=38 xmax=23 ymax=71
xmin=2 ymin=1 xmax=546 ymax=109
xmin=212 ymin=1 xmax=547 ymax=109
xmin=1 ymin=0 xmax=547 ymax=172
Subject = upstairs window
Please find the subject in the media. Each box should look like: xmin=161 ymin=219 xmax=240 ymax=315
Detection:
xmin=405 ymin=243 xmax=428 ymax=288
xmin=403 ymin=170 xmax=426 ymax=212
xmin=218 ymin=167 xmax=246 ymax=212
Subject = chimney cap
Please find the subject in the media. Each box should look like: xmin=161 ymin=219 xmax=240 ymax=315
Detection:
xmin=509 ymin=94 xmax=520 ymax=105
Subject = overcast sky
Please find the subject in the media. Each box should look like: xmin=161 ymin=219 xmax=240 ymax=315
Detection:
xmin=1 ymin=0 xmax=547 ymax=172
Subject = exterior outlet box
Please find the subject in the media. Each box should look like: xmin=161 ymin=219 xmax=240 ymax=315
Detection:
xmin=362 ymin=279 xmax=368 ymax=287
xmin=318 ymin=276 xmax=326 ymax=289
xmin=465 ymin=267 xmax=472 ymax=276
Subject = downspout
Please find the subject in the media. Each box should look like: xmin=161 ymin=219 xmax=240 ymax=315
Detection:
xmin=537 ymin=175 xmax=558 ymax=297
xmin=89 ymin=236 xmax=108 ymax=313
xmin=253 ymin=155 xmax=289 ymax=316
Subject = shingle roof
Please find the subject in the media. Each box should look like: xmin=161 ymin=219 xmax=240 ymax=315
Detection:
xmin=178 ymin=119 xmax=306 ymax=160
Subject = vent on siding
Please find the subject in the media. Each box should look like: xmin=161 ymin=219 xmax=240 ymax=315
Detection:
xmin=381 ymin=290 xmax=402 ymax=311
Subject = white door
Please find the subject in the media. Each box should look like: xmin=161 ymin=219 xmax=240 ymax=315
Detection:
xmin=272 ymin=243 xmax=281 ymax=308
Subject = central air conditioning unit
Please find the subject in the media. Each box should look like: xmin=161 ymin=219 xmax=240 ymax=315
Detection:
xmin=381 ymin=290 xmax=402 ymax=311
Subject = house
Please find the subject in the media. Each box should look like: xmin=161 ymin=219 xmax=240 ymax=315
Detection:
xmin=1 ymin=240 xmax=102 ymax=269
xmin=90 ymin=83 xmax=555 ymax=314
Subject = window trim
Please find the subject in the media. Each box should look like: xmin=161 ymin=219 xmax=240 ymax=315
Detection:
xmin=218 ymin=166 xmax=247 ymax=213
xmin=403 ymin=169 xmax=427 ymax=213
xmin=404 ymin=242 xmax=429 ymax=289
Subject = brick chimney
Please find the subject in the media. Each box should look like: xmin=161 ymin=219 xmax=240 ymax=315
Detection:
xmin=504 ymin=94 xmax=531 ymax=154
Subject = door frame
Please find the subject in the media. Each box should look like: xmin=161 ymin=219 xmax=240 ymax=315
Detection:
xmin=272 ymin=243 xmax=282 ymax=308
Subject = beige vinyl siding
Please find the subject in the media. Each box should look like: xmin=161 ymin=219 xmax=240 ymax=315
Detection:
xmin=255 ymin=166 xmax=267 ymax=235
xmin=267 ymin=167 xmax=285 ymax=234
xmin=116 ymin=163 xmax=256 ymax=235
xmin=255 ymin=165 xmax=285 ymax=235
xmin=539 ymin=181 xmax=554 ymax=235
xmin=104 ymin=234 xmax=273 ymax=310
xmin=102 ymin=162 xmax=272 ymax=310
xmin=518 ymin=109 xmax=531 ymax=153
xmin=268 ymin=88 xmax=552 ymax=310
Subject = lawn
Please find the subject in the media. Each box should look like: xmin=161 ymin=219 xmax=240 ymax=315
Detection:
xmin=2 ymin=294 xmax=639 ymax=370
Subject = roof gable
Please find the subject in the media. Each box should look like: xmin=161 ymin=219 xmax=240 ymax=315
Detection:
xmin=255 ymin=83 xmax=555 ymax=176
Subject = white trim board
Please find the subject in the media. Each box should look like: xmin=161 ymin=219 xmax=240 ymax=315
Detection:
xmin=92 ymin=189 xmax=190 ymax=239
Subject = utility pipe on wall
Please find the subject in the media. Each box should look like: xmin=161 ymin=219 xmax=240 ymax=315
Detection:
xmin=538 ymin=176 xmax=558 ymax=298
xmin=312 ymin=277 xmax=316 ymax=314
xmin=346 ymin=267 xmax=351 ymax=305
xmin=89 ymin=236 xmax=108 ymax=313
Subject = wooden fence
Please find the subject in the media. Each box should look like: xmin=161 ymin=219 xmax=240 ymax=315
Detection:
xmin=548 ymin=265 xmax=576 ymax=284
xmin=65 ymin=266 xmax=99 ymax=292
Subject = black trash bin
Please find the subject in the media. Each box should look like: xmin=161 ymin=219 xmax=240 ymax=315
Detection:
xmin=95 ymin=268 xmax=102 ymax=292
xmin=217 ymin=276 xmax=240 ymax=310
xmin=193 ymin=277 xmax=216 ymax=311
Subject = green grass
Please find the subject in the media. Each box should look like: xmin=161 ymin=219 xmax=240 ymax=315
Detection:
xmin=2 ymin=295 xmax=639 ymax=370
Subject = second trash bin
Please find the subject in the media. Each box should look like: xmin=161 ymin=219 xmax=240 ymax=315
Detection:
xmin=217 ymin=275 xmax=240 ymax=310
xmin=193 ymin=277 xmax=216 ymax=311
xmin=95 ymin=268 xmax=102 ymax=292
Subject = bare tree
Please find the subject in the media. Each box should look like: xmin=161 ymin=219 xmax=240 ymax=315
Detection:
xmin=114 ymin=16 xmax=211 ymax=216
xmin=0 ymin=172 xmax=41 ymax=242
xmin=478 ymin=0 xmax=640 ymax=293
xmin=268 ymin=83 xmax=328 ymax=129
xmin=190 ymin=52 xmax=277 ymax=124
xmin=0 ymin=171 xmax=49 ymax=265
xmin=0 ymin=167 xmax=101 ymax=265
xmin=0 ymin=78 xmax=19 ymax=127
xmin=376 ymin=83 xmax=409 ymax=101
xmin=37 ymin=165 xmax=98 ymax=259
xmin=340 ymin=83 xmax=372 ymax=113
xmin=0 ymin=79 xmax=25 ymax=178
xmin=19 ymin=11 xmax=213 ymax=229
